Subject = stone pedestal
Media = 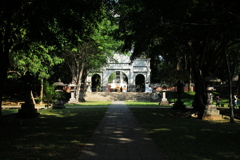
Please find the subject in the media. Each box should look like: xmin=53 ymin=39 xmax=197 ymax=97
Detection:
xmin=87 ymin=85 xmax=92 ymax=92
xmin=160 ymin=90 xmax=169 ymax=105
xmin=68 ymin=98 xmax=78 ymax=104
xmin=202 ymin=105 xmax=222 ymax=120
xmin=16 ymin=103 xmax=39 ymax=119
xmin=68 ymin=92 xmax=78 ymax=104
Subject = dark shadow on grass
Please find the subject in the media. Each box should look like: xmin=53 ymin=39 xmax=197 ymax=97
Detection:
xmin=0 ymin=108 xmax=107 ymax=160
xmin=130 ymin=108 xmax=240 ymax=160
xmin=219 ymin=108 xmax=240 ymax=120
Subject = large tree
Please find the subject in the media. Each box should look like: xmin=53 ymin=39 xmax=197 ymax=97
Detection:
xmin=0 ymin=0 xmax=115 ymax=116
xmin=115 ymin=0 xmax=240 ymax=118
xmin=62 ymin=15 xmax=122 ymax=102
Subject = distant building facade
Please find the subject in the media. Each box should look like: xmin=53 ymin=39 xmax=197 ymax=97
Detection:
xmin=87 ymin=54 xmax=151 ymax=92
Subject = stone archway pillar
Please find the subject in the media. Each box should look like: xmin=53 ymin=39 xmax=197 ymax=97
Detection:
xmin=102 ymin=70 xmax=109 ymax=92
xmin=86 ymin=76 xmax=92 ymax=92
xmin=128 ymin=65 xmax=135 ymax=92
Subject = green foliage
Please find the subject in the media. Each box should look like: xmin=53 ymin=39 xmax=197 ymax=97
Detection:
xmin=115 ymin=0 xmax=240 ymax=113
xmin=9 ymin=43 xmax=64 ymax=79
xmin=43 ymin=81 xmax=55 ymax=105
xmin=0 ymin=0 xmax=115 ymax=110
xmin=60 ymin=8 xmax=124 ymax=90
xmin=43 ymin=81 xmax=69 ymax=105
xmin=35 ymin=97 xmax=42 ymax=104
xmin=108 ymin=72 xmax=116 ymax=83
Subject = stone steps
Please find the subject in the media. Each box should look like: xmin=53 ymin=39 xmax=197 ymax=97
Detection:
xmin=84 ymin=92 xmax=152 ymax=101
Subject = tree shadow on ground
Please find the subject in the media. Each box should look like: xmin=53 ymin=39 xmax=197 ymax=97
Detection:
xmin=130 ymin=108 xmax=240 ymax=160
xmin=0 ymin=108 xmax=107 ymax=160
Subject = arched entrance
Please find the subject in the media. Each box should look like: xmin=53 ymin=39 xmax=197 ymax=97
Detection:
xmin=108 ymin=71 xmax=128 ymax=92
xmin=135 ymin=74 xmax=145 ymax=92
xmin=87 ymin=54 xmax=151 ymax=92
xmin=91 ymin=74 xmax=101 ymax=92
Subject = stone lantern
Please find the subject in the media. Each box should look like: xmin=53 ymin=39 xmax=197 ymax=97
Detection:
xmin=172 ymin=80 xmax=185 ymax=110
xmin=202 ymin=76 xmax=222 ymax=120
xmin=53 ymin=79 xmax=66 ymax=109
xmin=67 ymin=83 xmax=78 ymax=104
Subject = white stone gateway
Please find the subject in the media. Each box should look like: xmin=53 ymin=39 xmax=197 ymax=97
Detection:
xmin=87 ymin=54 xmax=151 ymax=92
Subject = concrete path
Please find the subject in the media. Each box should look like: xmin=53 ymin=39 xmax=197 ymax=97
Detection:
xmin=77 ymin=101 xmax=166 ymax=160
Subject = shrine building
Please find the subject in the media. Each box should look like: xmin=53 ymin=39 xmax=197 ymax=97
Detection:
xmin=86 ymin=54 xmax=151 ymax=92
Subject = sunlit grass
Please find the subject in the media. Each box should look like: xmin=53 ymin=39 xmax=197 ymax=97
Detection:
xmin=0 ymin=108 xmax=107 ymax=160
xmin=2 ymin=109 xmax=18 ymax=115
xmin=65 ymin=101 xmax=112 ymax=107
xmin=125 ymin=101 xmax=160 ymax=106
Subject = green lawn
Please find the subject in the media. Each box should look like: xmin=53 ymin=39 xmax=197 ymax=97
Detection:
xmin=2 ymin=109 xmax=18 ymax=115
xmin=125 ymin=101 xmax=160 ymax=106
xmin=65 ymin=101 xmax=112 ymax=107
xmin=1 ymin=94 xmax=240 ymax=160
xmin=0 ymin=108 xmax=107 ymax=160
xmin=130 ymin=108 xmax=240 ymax=160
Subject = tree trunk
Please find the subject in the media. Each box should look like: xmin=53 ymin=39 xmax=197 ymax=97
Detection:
xmin=192 ymin=73 xmax=206 ymax=119
xmin=225 ymin=45 xmax=234 ymax=123
xmin=40 ymin=78 xmax=44 ymax=105
xmin=188 ymin=68 xmax=193 ymax=92
xmin=79 ymin=70 xmax=88 ymax=102
xmin=0 ymin=51 xmax=9 ymax=117
xmin=0 ymin=41 xmax=11 ymax=117
xmin=176 ymin=57 xmax=182 ymax=70
xmin=31 ymin=90 xmax=36 ymax=105
xmin=0 ymin=10 xmax=13 ymax=117
xmin=75 ymin=63 xmax=85 ymax=102
xmin=235 ymin=74 xmax=240 ymax=95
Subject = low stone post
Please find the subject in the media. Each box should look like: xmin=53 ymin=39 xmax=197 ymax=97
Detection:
xmin=160 ymin=88 xmax=169 ymax=105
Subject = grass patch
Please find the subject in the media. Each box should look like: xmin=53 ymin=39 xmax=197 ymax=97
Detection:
xmin=130 ymin=108 xmax=240 ymax=160
xmin=125 ymin=101 xmax=160 ymax=106
xmin=65 ymin=101 xmax=112 ymax=107
xmin=2 ymin=109 xmax=18 ymax=115
xmin=0 ymin=108 xmax=107 ymax=160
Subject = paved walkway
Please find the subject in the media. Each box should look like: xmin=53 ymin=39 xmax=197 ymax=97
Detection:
xmin=77 ymin=101 xmax=166 ymax=160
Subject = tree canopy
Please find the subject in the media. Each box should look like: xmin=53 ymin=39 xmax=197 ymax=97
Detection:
xmin=0 ymin=0 xmax=116 ymax=115
xmin=1 ymin=0 xmax=240 ymax=120
xmin=114 ymin=0 xmax=240 ymax=117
